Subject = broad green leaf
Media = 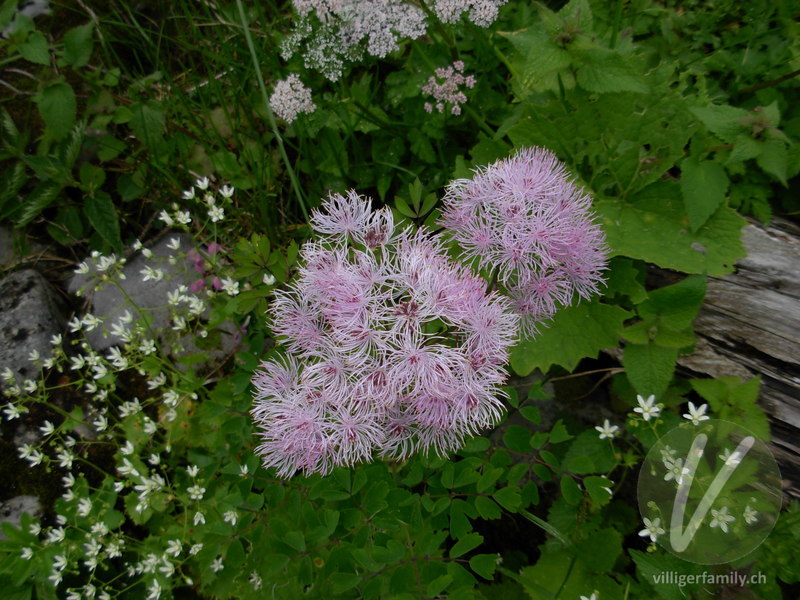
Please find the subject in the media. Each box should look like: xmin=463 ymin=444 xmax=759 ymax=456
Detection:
xmin=510 ymin=300 xmax=630 ymax=376
xmin=560 ymin=474 xmax=582 ymax=505
xmin=574 ymin=528 xmax=622 ymax=573
xmin=563 ymin=431 xmax=617 ymax=474
xmin=130 ymin=101 xmax=165 ymax=147
xmin=503 ymin=425 xmax=532 ymax=453
xmin=630 ymin=549 xmax=703 ymax=600
xmin=637 ymin=274 xmax=707 ymax=330
xmin=15 ymin=181 xmax=62 ymax=226
xmin=756 ymin=139 xmax=788 ymax=185
xmin=680 ymin=158 xmax=729 ymax=231
xmin=450 ymin=532 xmax=484 ymax=558
xmin=623 ymin=343 xmax=678 ymax=397
xmin=474 ymin=495 xmax=502 ymax=520
xmin=470 ymin=554 xmax=499 ymax=580
xmin=575 ymin=50 xmax=648 ymax=94
xmin=18 ymin=31 xmax=49 ymax=64
xmin=690 ymin=104 xmax=750 ymax=142
xmin=583 ymin=476 xmax=614 ymax=507
xmin=62 ymin=23 xmax=94 ymax=67
xmin=493 ymin=486 xmax=521 ymax=512
xmin=36 ymin=82 xmax=76 ymax=140
xmin=596 ymin=183 xmax=746 ymax=275
xmin=499 ymin=25 xmax=572 ymax=97
xmin=85 ymin=191 xmax=122 ymax=251
xmin=603 ymin=257 xmax=647 ymax=303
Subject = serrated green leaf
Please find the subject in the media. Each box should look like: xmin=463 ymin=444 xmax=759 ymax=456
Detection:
xmin=638 ymin=274 xmax=706 ymax=330
xmin=36 ymin=82 xmax=76 ymax=140
xmin=511 ymin=300 xmax=630 ymax=376
xmin=680 ymin=158 xmax=729 ymax=231
xmin=690 ymin=104 xmax=750 ymax=143
xmin=450 ymin=532 xmax=483 ymax=558
xmin=575 ymin=50 xmax=648 ymax=94
xmin=15 ymin=181 xmax=62 ymax=226
xmin=18 ymin=31 xmax=49 ymax=64
xmin=500 ymin=24 xmax=572 ymax=97
xmin=62 ymin=23 xmax=94 ymax=67
xmin=603 ymin=257 xmax=647 ymax=303
xmin=574 ymin=528 xmax=622 ymax=573
xmin=85 ymin=191 xmax=122 ymax=251
xmin=727 ymin=134 xmax=762 ymax=163
xmin=130 ymin=101 xmax=165 ymax=147
xmin=623 ymin=342 xmax=678 ymax=397
xmin=756 ymin=139 xmax=788 ymax=185
xmin=596 ymin=183 xmax=746 ymax=275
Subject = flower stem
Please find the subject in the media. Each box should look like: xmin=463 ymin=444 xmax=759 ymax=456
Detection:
xmin=234 ymin=0 xmax=309 ymax=222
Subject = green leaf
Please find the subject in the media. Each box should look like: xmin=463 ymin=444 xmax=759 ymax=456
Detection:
xmin=503 ymin=425 xmax=532 ymax=453
xmin=36 ymin=82 xmax=76 ymax=140
xmin=575 ymin=50 xmax=648 ymax=94
xmin=15 ymin=181 xmax=62 ymax=226
xmin=690 ymin=104 xmax=750 ymax=143
xmin=330 ymin=573 xmax=360 ymax=594
xmin=520 ymin=406 xmax=540 ymax=424
xmin=549 ymin=419 xmax=572 ymax=444
xmin=85 ymin=191 xmax=122 ymax=252
xmin=637 ymin=274 xmax=707 ymax=330
xmin=62 ymin=23 xmax=94 ymax=67
xmin=603 ymin=257 xmax=647 ymax=303
xmin=623 ymin=343 xmax=678 ymax=397
xmin=469 ymin=554 xmax=499 ymax=580
xmin=583 ymin=476 xmax=614 ymax=507
xmin=574 ymin=529 xmax=622 ymax=574
xmin=595 ymin=183 xmax=746 ymax=275
xmin=283 ymin=531 xmax=305 ymax=552
xmin=560 ymin=474 xmax=582 ymax=505
xmin=500 ymin=25 xmax=572 ymax=97
xmin=510 ymin=300 xmax=630 ymax=376
xmin=474 ymin=495 xmax=502 ymax=520
xmin=680 ymin=158 xmax=729 ymax=232
xmin=130 ymin=101 xmax=165 ymax=147
xmin=18 ymin=31 xmax=49 ymax=64
xmin=563 ymin=431 xmax=617 ymax=474
xmin=450 ymin=532 xmax=484 ymax=558
xmin=493 ymin=486 xmax=521 ymax=512
xmin=756 ymin=139 xmax=788 ymax=185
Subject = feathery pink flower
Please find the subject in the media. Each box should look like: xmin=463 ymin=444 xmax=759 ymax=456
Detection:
xmin=439 ymin=146 xmax=608 ymax=338
xmin=252 ymin=191 xmax=518 ymax=477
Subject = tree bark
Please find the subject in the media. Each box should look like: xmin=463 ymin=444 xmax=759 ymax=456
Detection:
xmin=673 ymin=217 xmax=800 ymax=499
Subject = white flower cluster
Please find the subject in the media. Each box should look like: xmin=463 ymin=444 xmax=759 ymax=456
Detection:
xmin=282 ymin=1 xmax=426 ymax=80
xmin=269 ymin=74 xmax=316 ymax=123
xmin=431 ymin=0 xmax=508 ymax=27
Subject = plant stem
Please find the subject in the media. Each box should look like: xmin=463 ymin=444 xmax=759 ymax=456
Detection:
xmin=234 ymin=0 xmax=309 ymax=222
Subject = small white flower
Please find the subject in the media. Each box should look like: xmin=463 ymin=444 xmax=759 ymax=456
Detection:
xmin=77 ymin=497 xmax=92 ymax=517
xmin=166 ymin=539 xmax=182 ymax=557
xmin=221 ymin=277 xmax=239 ymax=296
xmin=208 ymin=204 xmax=224 ymax=222
xmin=140 ymin=266 xmax=164 ymax=282
xmin=106 ymin=347 xmax=129 ymax=370
xmin=23 ymin=379 xmax=38 ymax=394
xmin=158 ymin=210 xmax=174 ymax=226
xmin=121 ymin=440 xmax=135 ymax=455
xmin=262 ymin=272 xmax=276 ymax=286
xmin=29 ymin=522 xmax=41 ymax=536
xmin=28 ymin=349 xmax=40 ymax=362
xmin=53 ymin=554 xmax=68 ymax=571
xmin=146 ymin=580 xmax=161 ymax=600
xmin=683 ymin=401 xmax=710 ymax=426
xmin=68 ymin=316 xmax=83 ymax=332
xmin=182 ymin=187 xmax=196 ymax=200
xmin=638 ymin=517 xmax=665 ymax=542
xmin=580 ymin=593 xmax=598 ymax=600
xmin=743 ymin=505 xmax=759 ymax=525
xmin=46 ymin=527 xmax=65 ymax=544
xmin=63 ymin=473 xmax=75 ymax=488
xmin=210 ymin=556 xmax=224 ymax=573
xmin=50 ymin=334 xmax=62 ymax=346
xmin=240 ymin=464 xmax=249 ymax=476
xmin=148 ymin=371 xmax=167 ymax=389
xmin=167 ymin=237 xmax=181 ymax=251
xmin=595 ymin=419 xmax=619 ymax=440
xmin=56 ymin=449 xmax=74 ymax=469
xmin=92 ymin=362 xmax=109 ymax=380
xmin=187 ymin=465 xmax=199 ymax=477
xmin=633 ymin=394 xmax=661 ymax=421
xmin=139 ymin=339 xmax=157 ymax=355
xmin=132 ymin=240 xmax=143 ymax=251
xmin=189 ymin=543 xmax=203 ymax=556
xmin=21 ymin=547 xmax=33 ymax=560
xmin=196 ymin=177 xmax=210 ymax=190
xmin=709 ymin=506 xmax=735 ymax=533
xmin=249 ymin=571 xmax=262 ymax=590
xmin=187 ymin=484 xmax=205 ymax=500
xmin=175 ymin=210 xmax=192 ymax=225
xmin=193 ymin=511 xmax=205 ymax=526
xmin=74 ymin=261 xmax=91 ymax=275
xmin=223 ymin=510 xmax=239 ymax=526
xmin=220 ymin=184 xmax=235 ymax=199
xmin=82 ymin=313 xmax=102 ymax=331
xmin=93 ymin=414 xmax=108 ymax=432
xmin=3 ymin=402 xmax=27 ymax=421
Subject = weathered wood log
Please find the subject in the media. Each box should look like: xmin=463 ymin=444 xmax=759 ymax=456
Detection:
xmin=675 ymin=217 xmax=800 ymax=499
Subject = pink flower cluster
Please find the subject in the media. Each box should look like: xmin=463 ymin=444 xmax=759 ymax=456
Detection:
xmin=422 ymin=60 xmax=476 ymax=116
xmin=188 ymin=243 xmax=223 ymax=293
xmin=251 ymin=191 xmax=518 ymax=477
xmin=439 ymin=147 xmax=608 ymax=338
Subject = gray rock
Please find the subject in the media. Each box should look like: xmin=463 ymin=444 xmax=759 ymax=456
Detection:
xmin=68 ymin=234 xmax=239 ymax=366
xmin=0 ymin=496 xmax=41 ymax=541
xmin=0 ymin=269 xmax=65 ymax=388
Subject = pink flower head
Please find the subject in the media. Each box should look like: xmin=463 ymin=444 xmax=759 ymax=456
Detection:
xmin=252 ymin=192 xmax=518 ymax=477
xmin=207 ymin=242 xmax=222 ymax=257
xmin=439 ymin=147 xmax=608 ymax=338
xmin=187 ymin=248 xmax=205 ymax=274
xmin=421 ymin=60 xmax=476 ymax=116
